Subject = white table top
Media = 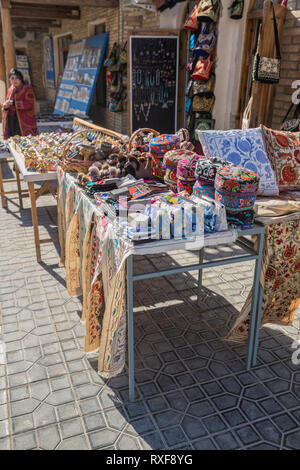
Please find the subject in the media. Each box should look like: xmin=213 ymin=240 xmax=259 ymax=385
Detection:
xmin=8 ymin=142 xmax=57 ymax=182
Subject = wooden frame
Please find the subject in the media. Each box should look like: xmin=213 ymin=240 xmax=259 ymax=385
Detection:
xmin=236 ymin=0 xmax=286 ymax=128
xmin=126 ymin=29 xmax=187 ymax=136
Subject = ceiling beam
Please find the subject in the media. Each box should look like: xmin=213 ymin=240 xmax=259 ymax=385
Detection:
xmin=12 ymin=18 xmax=61 ymax=26
xmin=11 ymin=0 xmax=118 ymax=6
xmin=11 ymin=4 xmax=81 ymax=19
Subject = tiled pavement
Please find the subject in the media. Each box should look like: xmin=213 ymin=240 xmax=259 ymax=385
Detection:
xmin=0 ymin=159 xmax=300 ymax=450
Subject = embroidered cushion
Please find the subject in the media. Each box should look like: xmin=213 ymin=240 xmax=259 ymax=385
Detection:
xmin=260 ymin=125 xmax=300 ymax=191
xmin=196 ymin=127 xmax=278 ymax=196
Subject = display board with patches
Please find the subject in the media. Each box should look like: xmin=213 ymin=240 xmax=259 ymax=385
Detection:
xmin=129 ymin=35 xmax=179 ymax=134
xmin=68 ymin=33 xmax=109 ymax=117
xmin=54 ymin=39 xmax=85 ymax=115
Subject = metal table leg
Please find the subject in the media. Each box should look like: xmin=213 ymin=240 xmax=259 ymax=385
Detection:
xmin=197 ymin=247 xmax=204 ymax=306
xmin=246 ymin=230 xmax=265 ymax=370
xmin=251 ymin=282 xmax=264 ymax=367
xmin=127 ymin=255 xmax=135 ymax=402
xmin=0 ymin=160 xmax=5 ymax=208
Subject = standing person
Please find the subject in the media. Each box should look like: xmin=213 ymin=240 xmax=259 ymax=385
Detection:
xmin=2 ymin=68 xmax=38 ymax=139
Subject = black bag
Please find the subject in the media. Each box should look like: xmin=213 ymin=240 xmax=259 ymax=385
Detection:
xmin=280 ymin=102 xmax=300 ymax=132
xmin=252 ymin=4 xmax=281 ymax=84
xmin=229 ymin=0 xmax=244 ymax=19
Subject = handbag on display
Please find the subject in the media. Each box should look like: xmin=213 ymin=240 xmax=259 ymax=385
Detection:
xmin=280 ymin=102 xmax=300 ymax=132
xmin=252 ymin=4 xmax=281 ymax=84
xmin=191 ymin=52 xmax=214 ymax=81
xmin=193 ymin=74 xmax=215 ymax=95
xmin=184 ymin=2 xmax=200 ymax=31
xmin=192 ymin=92 xmax=215 ymax=112
xmin=193 ymin=23 xmax=216 ymax=58
xmin=194 ymin=118 xmax=215 ymax=140
xmin=196 ymin=0 xmax=220 ymax=23
xmin=229 ymin=0 xmax=244 ymax=19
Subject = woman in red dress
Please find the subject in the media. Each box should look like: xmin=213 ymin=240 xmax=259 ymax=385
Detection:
xmin=2 ymin=68 xmax=38 ymax=139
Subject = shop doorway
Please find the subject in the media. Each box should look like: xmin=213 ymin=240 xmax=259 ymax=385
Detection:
xmin=88 ymin=20 xmax=107 ymax=124
xmin=53 ymin=32 xmax=73 ymax=91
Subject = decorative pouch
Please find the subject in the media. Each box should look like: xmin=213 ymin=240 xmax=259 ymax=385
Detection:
xmin=192 ymin=93 xmax=215 ymax=112
xmin=193 ymin=74 xmax=215 ymax=95
xmin=184 ymin=3 xmax=200 ymax=31
xmin=229 ymin=0 xmax=244 ymax=19
xmin=194 ymin=23 xmax=216 ymax=58
xmin=280 ymin=102 xmax=300 ymax=132
xmin=196 ymin=0 xmax=220 ymax=23
xmin=252 ymin=4 xmax=281 ymax=84
xmin=191 ymin=53 xmax=214 ymax=81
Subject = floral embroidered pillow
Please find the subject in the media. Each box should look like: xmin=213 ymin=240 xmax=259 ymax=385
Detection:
xmin=196 ymin=127 xmax=279 ymax=196
xmin=260 ymin=125 xmax=300 ymax=192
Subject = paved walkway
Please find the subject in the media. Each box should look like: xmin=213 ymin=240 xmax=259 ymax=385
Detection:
xmin=0 ymin=159 xmax=300 ymax=450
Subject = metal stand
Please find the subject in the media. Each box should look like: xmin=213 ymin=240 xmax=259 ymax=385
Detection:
xmin=126 ymin=226 xmax=265 ymax=402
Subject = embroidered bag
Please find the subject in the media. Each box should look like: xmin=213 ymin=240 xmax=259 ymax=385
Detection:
xmin=184 ymin=2 xmax=200 ymax=31
xmin=280 ymin=102 xmax=300 ymax=132
xmin=193 ymin=74 xmax=215 ymax=95
xmin=192 ymin=92 xmax=215 ymax=113
xmin=229 ymin=0 xmax=244 ymax=19
xmin=193 ymin=23 xmax=216 ymax=58
xmin=191 ymin=53 xmax=214 ymax=81
xmin=196 ymin=0 xmax=220 ymax=23
xmin=252 ymin=4 xmax=281 ymax=84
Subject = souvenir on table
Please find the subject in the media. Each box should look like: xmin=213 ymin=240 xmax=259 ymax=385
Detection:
xmin=260 ymin=125 xmax=300 ymax=192
xmin=215 ymin=165 xmax=260 ymax=229
xmin=176 ymin=153 xmax=203 ymax=194
xmin=197 ymin=127 xmax=279 ymax=196
xmin=193 ymin=180 xmax=215 ymax=199
xmin=189 ymin=193 xmax=228 ymax=232
xmin=194 ymin=156 xmax=229 ymax=185
xmin=149 ymin=134 xmax=181 ymax=157
xmin=163 ymin=149 xmax=196 ymax=190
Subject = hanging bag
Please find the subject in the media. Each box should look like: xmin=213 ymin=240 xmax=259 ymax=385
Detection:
xmin=196 ymin=0 xmax=220 ymax=23
xmin=229 ymin=0 xmax=244 ymax=19
xmin=184 ymin=2 xmax=200 ymax=31
xmin=252 ymin=4 xmax=281 ymax=84
xmin=191 ymin=52 xmax=214 ymax=81
xmin=193 ymin=23 xmax=216 ymax=58
xmin=193 ymin=74 xmax=215 ymax=95
xmin=280 ymin=102 xmax=300 ymax=132
xmin=192 ymin=92 xmax=215 ymax=113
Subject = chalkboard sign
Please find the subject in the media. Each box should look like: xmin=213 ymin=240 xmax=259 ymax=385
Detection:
xmin=129 ymin=35 xmax=179 ymax=134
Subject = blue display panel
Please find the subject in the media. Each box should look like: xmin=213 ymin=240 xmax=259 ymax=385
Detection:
xmin=44 ymin=37 xmax=56 ymax=89
xmin=54 ymin=39 xmax=85 ymax=115
xmin=68 ymin=33 xmax=109 ymax=117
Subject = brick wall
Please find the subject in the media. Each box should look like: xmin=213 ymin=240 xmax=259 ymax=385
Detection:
xmin=38 ymin=6 xmax=160 ymax=134
xmin=271 ymin=0 xmax=300 ymax=129
xmin=26 ymin=34 xmax=45 ymax=100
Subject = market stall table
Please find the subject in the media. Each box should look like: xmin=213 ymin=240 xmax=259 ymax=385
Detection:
xmin=58 ymin=170 xmax=265 ymax=402
xmin=0 ymin=147 xmax=27 ymax=209
xmin=8 ymin=141 xmax=57 ymax=262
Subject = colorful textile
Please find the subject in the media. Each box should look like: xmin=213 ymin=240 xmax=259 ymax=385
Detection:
xmin=215 ymin=166 xmax=260 ymax=195
xmin=164 ymin=168 xmax=178 ymax=192
xmin=197 ymin=127 xmax=279 ymax=196
xmin=149 ymin=134 xmax=181 ymax=157
xmin=3 ymin=84 xmax=38 ymax=139
xmin=163 ymin=149 xmax=195 ymax=170
xmin=260 ymin=125 xmax=300 ymax=192
xmin=227 ymin=216 xmax=300 ymax=341
xmin=177 ymin=179 xmax=194 ymax=194
xmin=152 ymin=156 xmax=165 ymax=179
xmin=194 ymin=157 xmax=229 ymax=184
xmin=225 ymin=207 xmax=254 ymax=229
xmin=193 ymin=180 xmax=215 ymax=199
